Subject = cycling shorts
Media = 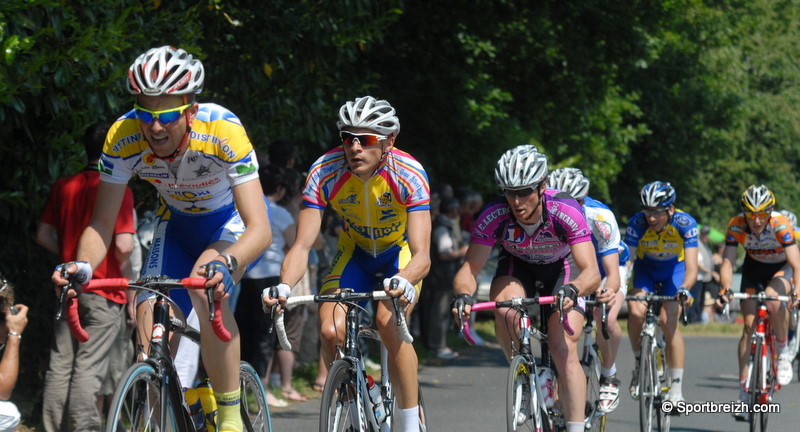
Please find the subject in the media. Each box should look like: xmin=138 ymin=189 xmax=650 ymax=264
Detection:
xmin=632 ymin=260 xmax=688 ymax=298
xmin=321 ymin=234 xmax=422 ymax=298
xmin=493 ymin=251 xmax=586 ymax=317
xmin=740 ymin=256 xmax=793 ymax=294
xmin=139 ymin=203 xmax=246 ymax=315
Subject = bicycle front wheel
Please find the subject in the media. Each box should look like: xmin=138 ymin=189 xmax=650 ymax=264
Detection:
xmin=638 ymin=336 xmax=657 ymax=432
xmin=748 ymin=338 xmax=762 ymax=432
xmin=583 ymin=349 xmax=603 ymax=432
xmin=507 ymin=355 xmax=549 ymax=432
xmin=105 ymin=362 xmax=186 ymax=432
xmin=320 ymin=359 xmax=368 ymax=432
xmin=240 ymin=361 xmax=272 ymax=432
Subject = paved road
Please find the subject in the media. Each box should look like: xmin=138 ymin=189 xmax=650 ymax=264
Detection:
xmin=268 ymin=335 xmax=800 ymax=431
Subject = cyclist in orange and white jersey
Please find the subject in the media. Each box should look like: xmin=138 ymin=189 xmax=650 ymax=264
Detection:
xmin=51 ymin=46 xmax=271 ymax=432
xmin=718 ymin=185 xmax=800 ymax=416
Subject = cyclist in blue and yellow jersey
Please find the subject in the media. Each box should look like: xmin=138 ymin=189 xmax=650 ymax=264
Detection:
xmin=548 ymin=167 xmax=628 ymax=414
xmin=625 ymin=181 xmax=697 ymax=406
xmin=717 ymin=186 xmax=800 ymax=419
xmin=51 ymin=46 xmax=271 ymax=432
xmin=263 ymin=96 xmax=430 ymax=432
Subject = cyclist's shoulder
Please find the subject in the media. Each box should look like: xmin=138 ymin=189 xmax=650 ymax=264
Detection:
xmin=104 ymin=116 xmax=147 ymax=158
xmin=473 ymin=200 xmax=512 ymax=230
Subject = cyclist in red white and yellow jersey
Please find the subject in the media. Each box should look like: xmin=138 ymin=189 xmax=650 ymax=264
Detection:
xmin=717 ymin=185 xmax=800 ymax=416
xmin=51 ymin=46 xmax=271 ymax=432
xmin=263 ymin=96 xmax=430 ymax=432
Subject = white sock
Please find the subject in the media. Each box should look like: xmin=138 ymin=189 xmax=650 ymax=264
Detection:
xmin=669 ymin=368 xmax=684 ymax=396
xmin=400 ymin=406 xmax=419 ymax=432
xmin=776 ymin=338 xmax=789 ymax=356
xmin=601 ymin=364 xmax=617 ymax=378
xmin=567 ymin=421 xmax=584 ymax=432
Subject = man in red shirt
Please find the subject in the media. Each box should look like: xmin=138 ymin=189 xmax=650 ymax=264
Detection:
xmin=36 ymin=121 xmax=135 ymax=432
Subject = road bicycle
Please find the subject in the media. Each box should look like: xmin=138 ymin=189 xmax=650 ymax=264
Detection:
xmin=62 ymin=274 xmax=272 ymax=431
xmin=624 ymin=288 xmax=688 ymax=432
xmin=580 ymin=298 xmax=610 ymax=432
xmin=460 ymin=294 xmax=574 ymax=432
xmin=723 ymin=291 xmax=794 ymax=432
xmin=271 ymin=284 xmax=426 ymax=432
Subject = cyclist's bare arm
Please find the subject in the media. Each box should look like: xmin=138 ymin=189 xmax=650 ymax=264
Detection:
xmin=113 ymin=232 xmax=135 ymax=280
xmin=221 ymin=179 xmax=271 ymax=273
xmin=718 ymin=244 xmax=739 ymax=303
xmin=568 ymin=240 xmax=601 ymax=297
xmin=783 ymin=243 xmax=800 ymax=295
xmin=386 ymin=209 xmax=431 ymax=298
xmin=452 ymin=242 xmax=493 ymax=321
xmin=597 ymin=252 xmax=620 ymax=304
xmin=682 ymin=246 xmax=699 ymax=295
xmin=268 ymin=206 xmax=324 ymax=304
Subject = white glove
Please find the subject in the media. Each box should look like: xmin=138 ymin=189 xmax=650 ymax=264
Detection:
xmin=383 ymin=276 xmax=416 ymax=304
xmin=270 ymin=283 xmax=291 ymax=298
xmin=59 ymin=261 xmax=93 ymax=286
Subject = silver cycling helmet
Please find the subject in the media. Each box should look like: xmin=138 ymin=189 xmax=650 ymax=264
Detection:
xmin=740 ymin=184 xmax=775 ymax=213
xmin=780 ymin=210 xmax=797 ymax=227
xmin=127 ymin=46 xmax=205 ymax=96
xmin=547 ymin=167 xmax=590 ymax=200
xmin=640 ymin=181 xmax=676 ymax=208
xmin=337 ymin=96 xmax=400 ymax=138
xmin=494 ymin=145 xmax=548 ymax=189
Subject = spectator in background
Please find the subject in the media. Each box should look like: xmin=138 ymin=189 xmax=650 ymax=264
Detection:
xmin=269 ymin=138 xmax=298 ymax=169
xmin=0 ymin=274 xmax=28 ymax=432
xmin=458 ymin=187 xmax=483 ymax=240
xmin=37 ymin=121 xmax=135 ymax=431
xmin=423 ymin=196 xmax=467 ymax=359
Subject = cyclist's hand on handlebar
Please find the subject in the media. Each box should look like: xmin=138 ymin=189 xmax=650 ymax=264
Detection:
xmin=677 ymin=287 xmax=693 ymax=306
xmin=261 ymin=283 xmax=290 ymax=310
xmin=595 ymin=287 xmax=615 ymax=305
xmin=52 ymin=261 xmax=92 ymax=299
xmin=383 ymin=275 xmax=415 ymax=306
xmin=553 ymin=283 xmax=579 ymax=312
xmin=450 ymin=293 xmax=475 ymax=331
xmin=715 ymin=289 xmax=732 ymax=308
xmin=199 ymin=260 xmax=234 ymax=301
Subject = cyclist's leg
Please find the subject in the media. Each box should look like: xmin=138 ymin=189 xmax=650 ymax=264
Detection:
xmin=489 ymin=274 xmax=527 ymax=361
xmin=767 ymin=264 xmax=794 ymax=384
xmin=627 ymin=261 xmax=655 ymax=355
xmin=548 ymin=304 xmax=587 ymax=423
xmin=595 ymin=281 xmax=624 ymax=412
xmin=317 ymin=237 xmax=360 ymax=366
xmin=659 ymin=267 xmax=686 ymax=401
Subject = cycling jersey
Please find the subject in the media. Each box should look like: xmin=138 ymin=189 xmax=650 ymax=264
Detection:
xmin=304 ymin=147 xmax=430 ymax=257
xmin=100 ymin=103 xmax=259 ymax=215
xmin=582 ymin=196 xmax=628 ymax=277
xmin=304 ymin=147 xmax=430 ymax=294
xmin=724 ymin=212 xmax=794 ymax=264
xmin=471 ymin=189 xmax=592 ymax=264
xmin=625 ymin=209 xmax=698 ymax=265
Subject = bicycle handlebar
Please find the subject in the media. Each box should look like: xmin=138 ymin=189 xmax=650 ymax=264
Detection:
xmin=625 ymin=292 xmax=689 ymax=326
xmin=462 ymin=295 xmax=577 ymax=345
xmin=721 ymin=292 xmax=796 ymax=319
xmin=66 ymin=277 xmax=231 ymax=343
xmin=271 ymin=289 xmax=413 ymax=351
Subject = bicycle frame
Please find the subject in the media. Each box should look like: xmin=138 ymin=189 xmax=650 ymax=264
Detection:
xmin=581 ymin=300 xmax=609 ymax=430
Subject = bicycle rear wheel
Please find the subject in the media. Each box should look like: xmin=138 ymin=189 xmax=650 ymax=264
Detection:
xmin=583 ymin=348 xmax=603 ymax=432
xmin=105 ymin=362 xmax=188 ymax=432
xmin=320 ymin=359 xmax=368 ymax=432
xmin=240 ymin=361 xmax=272 ymax=432
xmin=390 ymin=386 xmax=427 ymax=431
xmin=507 ymin=355 xmax=549 ymax=432
xmin=638 ymin=336 xmax=657 ymax=432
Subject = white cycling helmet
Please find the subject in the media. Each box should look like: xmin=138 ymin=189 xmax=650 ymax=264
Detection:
xmin=780 ymin=210 xmax=797 ymax=227
xmin=337 ymin=96 xmax=400 ymax=137
xmin=494 ymin=145 xmax=548 ymax=189
xmin=740 ymin=184 xmax=775 ymax=212
xmin=547 ymin=167 xmax=590 ymax=200
xmin=640 ymin=181 xmax=676 ymax=208
xmin=127 ymin=46 xmax=205 ymax=96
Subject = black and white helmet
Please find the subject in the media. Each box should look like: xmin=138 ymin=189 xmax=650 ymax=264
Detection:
xmin=127 ymin=46 xmax=205 ymax=96
xmin=639 ymin=181 xmax=676 ymax=208
xmin=337 ymin=96 xmax=400 ymax=137
xmin=547 ymin=167 xmax=590 ymax=200
xmin=780 ymin=210 xmax=797 ymax=227
xmin=494 ymin=145 xmax=548 ymax=189
xmin=740 ymin=184 xmax=775 ymax=212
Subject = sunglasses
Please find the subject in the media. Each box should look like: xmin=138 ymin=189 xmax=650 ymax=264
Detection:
xmin=643 ymin=208 xmax=669 ymax=217
xmin=134 ymin=103 xmax=192 ymax=125
xmin=339 ymin=130 xmax=387 ymax=147
xmin=502 ymin=187 xmax=537 ymax=198
xmin=745 ymin=211 xmax=770 ymax=220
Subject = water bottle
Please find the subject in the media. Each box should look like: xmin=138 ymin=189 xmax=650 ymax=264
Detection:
xmin=196 ymin=379 xmax=218 ymax=431
xmin=537 ymin=366 xmax=555 ymax=408
xmin=184 ymin=387 xmax=207 ymax=432
xmin=366 ymin=375 xmax=386 ymax=423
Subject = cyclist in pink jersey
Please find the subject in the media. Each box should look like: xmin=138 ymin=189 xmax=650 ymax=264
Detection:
xmin=453 ymin=145 xmax=600 ymax=432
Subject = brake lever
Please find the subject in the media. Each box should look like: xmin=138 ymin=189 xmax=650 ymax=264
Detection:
xmin=205 ymin=265 xmax=217 ymax=322
xmin=457 ymin=300 xmax=466 ymax=333
xmin=266 ymin=286 xmax=279 ymax=334
xmin=678 ymin=291 xmax=688 ymax=326
xmin=600 ymin=297 xmax=610 ymax=340
xmin=55 ymin=265 xmax=74 ymax=320
xmin=390 ymin=278 xmax=403 ymax=327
